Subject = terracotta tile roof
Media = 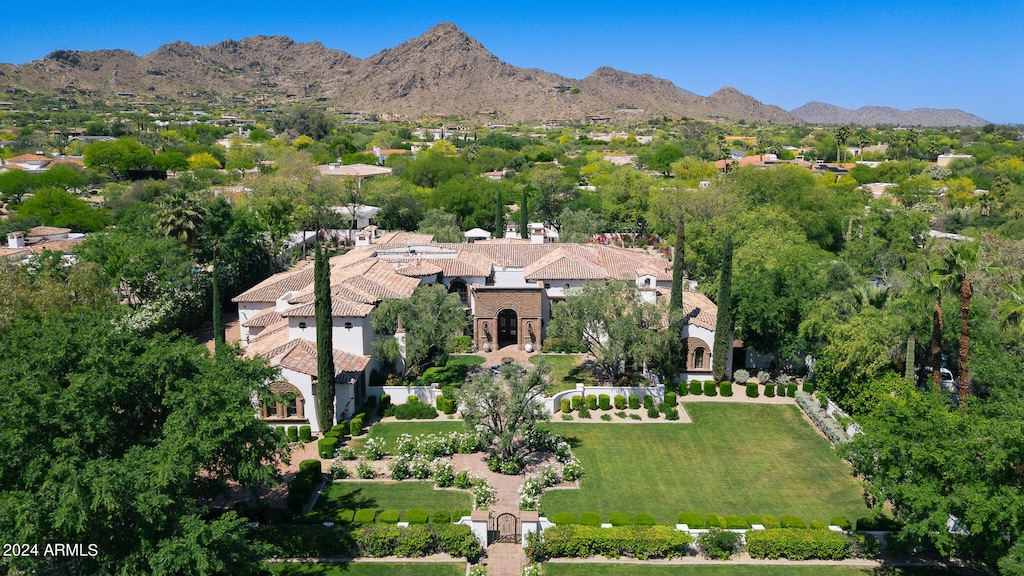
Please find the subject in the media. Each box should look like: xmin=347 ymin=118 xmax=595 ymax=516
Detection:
xmin=28 ymin=238 xmax=83 ymax=254
xmin=5 ymin=154 xmax=49 ymax=164
xmin=394 ymin=259 xmax=443 ymax=277
xmin=523 ymin=248 xmax=607 ymax=281
xmin=27 ymin=226 xmax=71 ymax=237
xmin=245 ymin=321 xmax=290 ymax=352
xmin=681 ymin=291 xmax=718 ymax=331
xmin=232 ymin=263 xmax=314 ymax=303
xmin=374 ymin=231 xmax=435 ymax=245
xmin=259 ymin=338 xmax=370 ymax=376
xmin=242 ymin=308 xmax=283 ymax=328
xmin=281 ymin=297 xmax=376 ymax=318
xmin=0 ymin=247 xmax=30 ymax=259
xmin=316 ymin=163 xmax=392 ymax=178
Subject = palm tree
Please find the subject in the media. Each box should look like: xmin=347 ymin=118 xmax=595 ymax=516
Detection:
xmin=902 ymin=129 xmax=920 ymax=176
xmin=936 ymin=242 xmax=979 ymax=405
xmin=834 ymin=126 xmax=851 ymax=165
xmin=999 ymin=275 xmax=1024 ymax=336
xmin=922 ymin=260 xmax=952 ymax=391
xmin=857 ymin=134 xmax=872 ymax=158
xmin=156 ymin=190 xmax=205 ymax=252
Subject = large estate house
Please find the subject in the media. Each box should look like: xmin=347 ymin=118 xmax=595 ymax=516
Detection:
xmin=233 ymin=228 xmax=723 ymax=433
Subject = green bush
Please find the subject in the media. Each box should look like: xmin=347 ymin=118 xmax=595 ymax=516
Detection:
xmin=643 ymin=395 xmax=654 ymax=409
xmin=299 ymin=459 xmax=322 ymax=482
xmin=389 ymin=401 xmax=439 ymax=419
xmin=579 ymin=512 xmax=602 ymax=527
xmin=633 ymin=513 xmax=656 ymax=526
xmin=628 ymin=394 xmax=640 ymax=409
xmin=452 ymin=509 xmax=471 ymax=522
xmin=598 ymin=394 xmax=611 ymax=410
xmin=762 ymin=515 xmax=781 ymax=529
xmin=586 ymin=395 xmax=598 ymax=410
xmin=746 ymin=382 xmax=759 ymax=398
xmin=431 ymin=510 xmax=451 ymax=524
xmin=286 ymin=426 xmax=299 ymax=443
xmin=646 ymin=405 xmax=659 ymax=419
xmin=726 ymin=515 xmax=750 ymax=529
xmin=317 ymin=437 xmax=338 ymax=459
xmin=561 ymin=398 xmax=571 ymax=413
xmin=351 ymin=415 xmax=366 ymax=437
xmin=678 ymin=381 xmax=688 ymax=396
xmin=353 ymin=523 xmax=481 ymax=561
xmin=802 ymin=381 xmax=814 ymax=394
xmin=608 ymin=512 xmax=631 ymax=526
xmin=787 ymin=383 xmax=798 ymax=397
xmin=854 ymin=515 xmax=901 ymax=531
xmin=780 ymin=515 xmax=806 ymax=529
xmin=436 ymin=396 xmax=456 ymax=414
xmin=321 ymin=429 xmax=337 ymax=440
xmin=776 ymin=381 xmax=786 ymax=397
xmin=336 ymin=509 xmax=355 ymax=523
xmin=614 ymin=395 xmax=626 ymax=410
xmin=551 ymin=512 xmax=578 ymax=525
xmin=571 ymin=395 xmax=583 ymax=411
xmin=452 ymin=335 xmax=473 ymax=353
xmin=704 ymin=381 xmax=718 ymax=397
xmin=664 ymin=391 xmax=677 ymax=406
xmin=746 ymin=514 xmax=763 ymax=527
xmin=377 ymin=509 xmax=400 ymax=524
xmin=690 ymin=381 xmax=702 ymax=395
xmin=764 ymin=384 xmax=776 ymax=398
xmin=379 ymin=394 xmax=391 ymax=415
xmin=299 ymin=425 xmax=312 ymax=443
xmin=746 ymin=528 xmax=851 ymax=560
xmin=354 ymin=509 xmax=377 ymax=524
xmin=705 ymin=513 xmax=727 ymax=528
xmin=720 ymin=382 xmax=733 ymax=397
xmin=330 ymin=422 xmax=348 ymax=436
xmin=542 ymin=524 xmax=693 ymax=560
xmin=830 ymin=516 xmax=852 ymax=530
xmin=663 ymin=407 xmax=680 ymax=420
xmin=698 ymin=527 xmax=742 ymax=560
xmin=664 ymin=381 xmax=677 ymax=394
xmin=405 ymin=509 xmax=429 ymax=524
xmin=810 ymin=520 xmax=828 ymax=530
xmin=678 ymin=512 xmax=705 ymax=528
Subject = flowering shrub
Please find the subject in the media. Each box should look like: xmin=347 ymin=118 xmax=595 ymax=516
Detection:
xmin=539 ymin=465 xmax=561 ymax=488
xmin=519 ymin=476 xmax=543 ymax=510
xmin=410 ymin=455 xmax=433 ymax=479
xmin=336 ymin=447 xmax=357 ymax=460
xmin=472 ymin=477 xmax=495 ymax=510
xmin=562 ymin=459 xmax=584 ymax=481
xmin=362 ymin=437 xmax=388 ymax=460
xmin=433 ymin=459 xmax=454 ymax=488
xmin=390 ymin=457 xmax=411 ymax=481
xmin=357 ymin=461 xmax=376 ymax=479
xmin=454 ymin=469 xmax=472 ymax=489
xmin=329 ymin=459 xmax=350 ymax=480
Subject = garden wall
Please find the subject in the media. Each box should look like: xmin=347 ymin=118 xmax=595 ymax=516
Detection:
xmin=542 ymin=383 xmax=665 ymax=414
xmin=369 ymin=384 xmax=442 ymax=406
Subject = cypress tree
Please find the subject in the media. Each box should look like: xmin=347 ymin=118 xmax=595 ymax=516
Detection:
xmin=519 ymin=190 xmax=529 ymax=239
xmin=315 ymin=243 xmax=335 ymax=431
xmin=670 ymin=218 xmax=685 ymax=310
xmin=212 ymin=259 xmax=224 ymax=354
xmin=712 ymin=235 xmax=733 ymax=382
xmin=494 ymin=187 xmax=504 ymax=238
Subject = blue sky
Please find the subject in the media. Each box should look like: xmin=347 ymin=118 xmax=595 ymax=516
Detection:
xmin=1 ymin=0 xmax=1021 ymax=123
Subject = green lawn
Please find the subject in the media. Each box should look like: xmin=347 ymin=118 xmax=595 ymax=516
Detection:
xmin=367 ymin=421 xmax=467 ymax=448
xmin=314 ymin=481 xmax=471 ymax=517
xmin=271 ymin=562 xmax=465 ymax=576
xmin=530 ymin=354 xmax=589 ymax=393
xmin=446 ymin=354 xmax=485 ymax=368
xmin=543 ymin=566 xmax=966 ymax=576
xmin=540 ymin=403 xmax=870 ymax=525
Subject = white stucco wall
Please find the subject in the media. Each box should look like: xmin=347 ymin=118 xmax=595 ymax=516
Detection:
xmin=237 ymin=302 xmax=271 ymax=344
xmin=493 ymin=267 xmax=526 ymax=285
xmin=332 ymin=316 xmax=369 ymax=356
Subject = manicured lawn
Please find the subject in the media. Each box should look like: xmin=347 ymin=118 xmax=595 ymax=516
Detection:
xmin=271 ymin=562 xmax=465 ymax=576
xmin=447 ymin=354 xmax=485 ymax=368
xmin=543 ymin=566 xmax=966 ymax=576
xmin=314 ymin=481 xmax=471 ymax=517
xmin=540 ymin=403 xmax=870 ymax=525
xmin=530 ymin=354 xmax=589 ymax=393
xmin=367 ymin=421 xmax=467 ymax=448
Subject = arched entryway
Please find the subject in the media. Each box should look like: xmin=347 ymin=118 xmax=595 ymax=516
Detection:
xmin=497 ymin=309 xmax=518 ymax=348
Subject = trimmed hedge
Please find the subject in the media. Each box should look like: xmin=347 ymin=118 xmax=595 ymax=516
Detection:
xmin=436 ymin=396 xmax=456 ymax=414
xmin=379 ymin=394 xmax=391 ymax=415
xmin=317 ymin=437 xmax=338 ymax=459
xmin=354 ymin=509 xmax=378 ymax=524
xmin=776 ymin=382 xmax=786 ymax=397
xmin=705 ymin=513 xmax=727 ymax=529
xmin=762 ymin=515 xmax=781 ymax=529
xmin=678 ymin=512 xmax=705 ymax=528
xmin=336 ymin=509 xmax=355 ymax=523
xmin=378 ymin=509 xmax=400 ymax=524
xmin=810 ymin=520 xmax=828 ymax=530
xmin=571 ymin=395 xmax=583 ymax=411
xmin=608 ymin=512 xmax=631 ymax=526
xmin=780 ymin=515 xmax=807 ymax=529
xmin=802 ymin=381 xmax=814 ymax=394
xmin=354 ymin=523 xmax=481 ymax=561
xmin=551 ymin=512 xmax=578 ymax=525
xmin=388 ymin=401 xmax=439 ymax=420
xmin=720 ymin=382 xmax=733 ymax=397
xmin=746 ymin=382 xmax=759 ymax=398
xmin=703 ymin=381 xmax=717 ymax=397
xmin=643 ymin=395 xmax=654 ymax=409
xmin=452 ymin=509 xmax=471 ymax=522
xmin=614 ymin=395 xmax=627 ymax=410
xmin=286 ymin=426 xmax=299 ymax=442
xmin=542 ymin=524 xmax=693 ymax=560
xmin=690 ymin=381 xmax=702 ymax=395
xmin=830 ymin=516 xmax=852 ymax=530
xmin=580 ymin=512 xmax=602 ymax=527
xmin=764 ymin=383 xmax=775 ymax=398
xmin=746 ymin=528 xmax=851 ymax=560
xmin=299 ymin=459 xmax=323 ymax=482
xmin=854 ymin=515 xmax=901 ymax=531
xmin=628 ymin=395 xmax=640 ymax=409
xmin=431 ymin=510 xmax=451 ymax=525
xmin=599 ymin=394 xmax=611 ymax=410
xmin=299 ymin=425 xmax=312 ymax=443
xmin=787 ymin=382 xmax=798 ymax=397
xmin=726 ymin=515 xmax=749 ymax=529
xmin=746 ymin=514 xmax=763 ymax=527
xmin=586 ymin=395 xmax=598 ymax=410
xmin=633 ymin=513 xmax=656 ymax=526
xmin=350 ymin=415 xmax=364 ymax=436
xmin=664 ymin=391 xmax=677 ymax=406
xmin=405 ymin=510 xmax=429 ymax=524
xmin=561 ymin=398 xmax=571 ymax=413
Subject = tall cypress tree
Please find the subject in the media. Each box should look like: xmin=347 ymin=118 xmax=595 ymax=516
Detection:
xmin=494 ymin=187 xmax=504 ymax=238
xmin=314 ymin=243 xmax=335 ymax=431
xmin=519 ymin=189 xmax=529 ymax=239
xmin=670 ymin=218 xmax=685 ymax=310
xmin=712 ymin=235 xmax=733 ymax=382
xmin=212 ymin=258 xmax=225 ymax=355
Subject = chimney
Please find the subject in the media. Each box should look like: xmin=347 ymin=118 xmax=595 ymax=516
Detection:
xmin=7 ymin=232 xmax=25 ymax=249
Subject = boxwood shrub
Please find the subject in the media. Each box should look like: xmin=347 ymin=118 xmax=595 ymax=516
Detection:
xmin=608 ymin=512 xmax=631 ymax=526
xmin=542 ymin=524 xmax=693 ymax=560
xmin=698 ymin=527 xmax=742 ymax=560
xmin=350 ymin=415 xmax=364 ymax=436
xmin=353 ymin=524 xmax=481 ymax=561
xmin=746 ymin=383 xmax=759 ymax=398
xmin=633 ymin=513 xmax=656 ymax=526
xmin=598 ymin=394 xmax=611 ymax=410
xmin=780 ymin=515 xmax=807 ymax=529
xmin=643 ymin=395 xmax=654 ymax=409
xmin=720 ymin=382 xmax=733 ymax=397
xmin=689 ymin=381 xmax=702 ymax=395
xmin=405 ymin=509 xmax=429 ymax=524
xmin=336 ymin=509 xmax=355 ymax=523
xmin=299 ymin=459 xmax=323 ymax=482
xmin=726 ymin=515 xmax=749 ymax=529
xmin=452 ymin=509 xmax=471 ymax=522
xmin=579 ymin=512 xmax=602 ymax=527
xmin=776 ymin=381 xmax=786 ymax=397
xmin=830 ymin=516 xmax=852 ymax=530
xmin=379 ymin=394 xmax=391 ymax=415
xmin=705 ymin=513 xmax=727 ymax=529
xmin=377 ymin=509 xmax=400 ymax=524
xmin=286 ymin=426 xmax=299 ymax=443
xmin=586 ymin=395 xmax=598 ymax=410
xmin=678 ymin=512 xmax=705 ymax=528
xmin=436 ymin=396 xmax=456 ymax=414
xmin=317 ymin=437 xmax=338 ymax=459
xmin=614 ymin=395 xmax=627 ymax=410
xmin=353 ymin=508 xmax=378 ymax=524
xmin=551 ymin=512 xmax=578 ymax=525
xmin=810 ymin=520 xmax=828 ymax=530
xmin=764 ymin=384 xmax=775 ymax=398
xmin=299 ymin=425 xmax=312 ymax=443
xmin=664 ymin=391 xmax=677 ymax=406
xmin=746 ymin=514 xmax=763 ymax=526
xmin=571 ymin=395 xmax=583 ymax=411
xmin=390 ymin=401 xmax=439 ymax=420
xmin=561 ymin=398 xmax=571 ymax=413
xmin=703 ymin=381 xmax=717 ymax=397
xmin=762 ymin=515 xmax=781 ymax=529
xmin=628 ymin=394 xmax=640 ymax=409
xmin=802 ymin=381 xmax=814 ymax=394
xmin=746 ymin=528 xmax=851 ymax=560
xmin=431 ymin=510 xmax=451 ymax=524
xmin=787 ymin=382 xmax=798 ymax=397
xmin=646 ymin=405 xmax=659 ymax=419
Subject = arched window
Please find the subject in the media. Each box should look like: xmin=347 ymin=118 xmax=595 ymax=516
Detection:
xmin=693 ymin=347 xmax=706 ymax=369
xmin=448 ymin=279 xmax=468 ymax=306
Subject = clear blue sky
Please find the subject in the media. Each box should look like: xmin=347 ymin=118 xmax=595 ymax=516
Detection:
xmin=1 ymin=0 xmax=1021 ymax=123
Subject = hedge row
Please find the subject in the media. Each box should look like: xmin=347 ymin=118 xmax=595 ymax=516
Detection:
xmin=285 ymin=460 xmax=322 ymax=514
xmin=354 ymin=523 xmax=481 ymax=561
xmin=542 ymin=524 xmax=693 ymax=560
xmin=303 ymin=507 xmax=470 ymax=525
xmin=746 ymin=528 xmax=851 ymax=560
xmin=384 ymin=396 xmax=439 ymax=419
xmin=676 ymin=513 xmax=855 ymax=531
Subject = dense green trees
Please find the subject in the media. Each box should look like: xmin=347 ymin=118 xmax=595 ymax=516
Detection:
xmin=371 ymin=284 xmax=468 ymax=380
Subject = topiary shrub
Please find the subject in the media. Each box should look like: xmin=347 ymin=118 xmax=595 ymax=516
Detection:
xmin=452 ymin=509 xmax=471 ymax=522
xmin=299 ymin=459 xmax=322 ymax=482
xmin=377 ymin=509 xmax=400 ymax=524
xmin=643 ymin=395 xmax=654 ymax=409
xmin=810 ymin=520 xmax=828 ymax=530
xmin=802 ymin=381 xmax=814 ymax=394
xmin=776 ymin=381 xmax=786 ymax=397
xmin=379 ymin=394 xmax=391 ymax=415
xmin=353 ymin=509 xmax=377 ymax=524
xmin=614 ymin=395 xmax=626 ymax=410
xmin=299 ymin=425 xmax=312 ymax=443
xmin=720 ymin=382 xmax=733 ymax=397
xmin=551 ymin=512 xmax=578 ymax=525
xmin=561 ymin=398 xmax=571 ymax=413
xmin=317 ymin=437 xmax=338 ymax=459
xmin=726 ymin=515 xmax=750 ymax=529
xmin=764 ymin=384 xmax=775 ymax=398
xmin=350 ymin=415 xmax=364 ymax=436
xmin=746 ymin=528 xmax=851 ymax=560
xmin=746 ymin=383 xmax=759 ymax=398
xmin=762 ymin=515 xmax=781 ymax=529
xmin=391 ymin=401 xmax=439 ymax=419
xmin=586 ymin=395 xmax=598 ymax=410
xmin=628 ymin=394 xmax=640 ymax=409
xmin=436 ymin=396 xmax=456 ymax=414
xmin=830 ymin=516 xmax=852 ymax=530
xmin=664 ymin=391 xmax=677 ymax=406
xmin=704 ymin=381 xmax=717 ymax=397
xmin=746 ymin=514 xmax=763 ymax=527
xmin=698 ymin=527 xmax=742 ymax=560
xmin=633 ymin=513 xmax=656 ymax=526
xmin=787 ymin=383 xmax=798 ymax=398
xmin=598 ymin=394 xmax=611 ymax=410
xmin=431 ymin=510 xmax=451 ymax=524
xmin=780 ymin=515 xmax=806 ymax=529
xmin=608 ymin=512 xmax=631 ymax=526
xmin=405 ymin=509 xmax=429 ymax=524
xmin=336 ymin=509 xmax=355 ymax=523
xmin=646 ymin=405 xmax=659 ymax=419
xmin=286 ymin=426 xmax=299 ymax=443
xmin=705 ymin=513 xmax=727 ymax=529
xmin=690 ymin=381 xmax=702 ymax=395
xmin=579 ymin=512 xmax=602 ymax=527
xmin=571 ymin=395 xmax=583 ymax=411
xmin=678 ymin=512 xmax=705 ymax=528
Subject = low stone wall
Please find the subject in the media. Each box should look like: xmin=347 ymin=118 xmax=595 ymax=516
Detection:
xmin=369 ymin=384 xmax=442 ymax=406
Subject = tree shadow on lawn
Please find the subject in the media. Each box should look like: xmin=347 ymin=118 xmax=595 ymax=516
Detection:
xmin=313 ymin=486 xmax=378 ymax=519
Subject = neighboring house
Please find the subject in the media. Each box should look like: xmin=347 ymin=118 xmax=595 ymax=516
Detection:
xmin=315 ymin=163 xmax=392 ymax=188
xmin=936 ymin=153 xmax=973 ymax=167
xmin=2 ymin=154 xmax=84 ymax=174
xmin=1 ymin=227 xmax=84 ymax=263
xmin=331 ymin=204 xmax=381 ymax=229
xmin=234 ymin=232 xmax=723 ymax=433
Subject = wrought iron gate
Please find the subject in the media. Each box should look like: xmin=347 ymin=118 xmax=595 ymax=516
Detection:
xmin=488 ymin=512 xmax=520 ymax=544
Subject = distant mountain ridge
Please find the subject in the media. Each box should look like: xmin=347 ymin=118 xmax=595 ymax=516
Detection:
xmin=0 ymin=23 xmax=985 ymax=126
xmin=790 ymin=101 xmax=987 ymax=127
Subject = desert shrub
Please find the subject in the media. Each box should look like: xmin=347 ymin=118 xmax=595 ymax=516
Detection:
xmin=643 ymin=395 xmax=654 ymax=409
xmin=756 ymin=370 xmax=771 ymax=384
xmin=733 ymin=369 xmax=750 ymax=384
xmin=678 ymin=512 xmax=705 ymax=528
xmin=350 ymin=415 xmax=365 ymax=436
xmin=764 ymin=383 xmax=775 ymax=398
xmin=787 ymin=382 xmax=798 ymax=397
xmin=354 ymin=508 xmax=377 ymax=524
xmin=541 ymin=524 xmax=693 ymax=560
xmin=377 ymin=509 xmax=400 ymax=524
xmin=561 ymin=398 xmax=571 ymax=413
xmin=698 ymin=527 xmax=742 ymax=560
xmin=580 ymin=512 xmax=602 ymax=527
xmin=431 ymin=510 xmax=451 ymax=524
xmin=720 ymin=382 xmax=733 ymax=397
xmin=690 ymin=381 xmax=702 ymax=395
xmin=405 ymin=509 xmax=429 ymax=524
xmin=390 ymin=401 xmax=439 ymax=420
xmin=299 ymin=425 xmax=312 ymax=443
xmin=746 ymin=382 xmax=758 ymax=398
xmin=726 ymin=515 xmax=750 ymax=529
xmin=586 ymin=395 xmax=598 ymax=410
xmin=571 ymin=395 xmax=583 ymax=411
xmin=613 ymin=395 xmax=626 ymax=410
xmin=830 ymin=516 xmax=852 ymax=530
xmin=810 ymin=520 xmax=828 ymax=530
xmin=705 ymin=513 xmax=727 ymax=529
xmin=780 ymin=515 xmax=807 ymax=529
xmin=803 ymin=381 xmax=814 ymax=394
xmin=795 ymin=391 xmax=849 ymax=445
xmin=436 ymin=396 xmax=456 ymax=414
xmin=551 ymin=512 xmax=578 ymax=525
xmin=704 ymin=381 xmax=717 ymax=397
xmin=664 ymin=391 xmax=677 ymax=406
xmin=762 ymin=515 xmax=781 ymax=529
xmin=628 ymin=394 xmax=640 ymax=409
xmin=646 ymin=406 xmax=659 ymax=419
xmin=608 ymin=513 xmax=631 ymax=526
xmin=317 ymin=437 xmax=338 ymax=459
xmin=286 ymin=426 xmax=299 ymax=443
xmin=633 ymin=513 xmax=656 ymax=526
xmin=746 ymin=514 xmax=763 ymax=526
xmin=746 ymin=528 xmax=851 ymax=560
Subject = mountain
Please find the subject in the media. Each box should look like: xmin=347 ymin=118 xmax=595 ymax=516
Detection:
xmin=790 ymin=101 xmax=987 ymax=127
